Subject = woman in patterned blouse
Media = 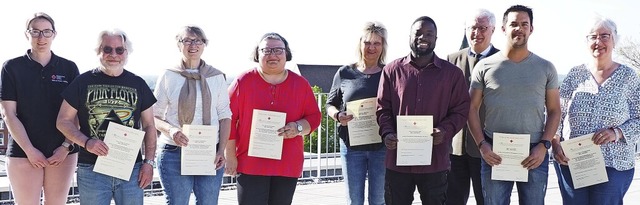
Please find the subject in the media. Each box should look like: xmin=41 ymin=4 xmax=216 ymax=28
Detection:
xmin=551 ymin=15 xmax=640 ymax=205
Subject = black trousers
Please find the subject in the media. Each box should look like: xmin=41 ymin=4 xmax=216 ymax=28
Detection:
xmin=236 ymin=173 xmax=298 ymax=205
xmin=385 ymin=169 xmax=448 ymax=205
xmin=445 ymin=154 xmax=484 ymax=205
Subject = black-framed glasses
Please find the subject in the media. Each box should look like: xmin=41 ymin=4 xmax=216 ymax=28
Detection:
xmin=180 ymin=39 xmax=205 ymax=45
xmin=26 ymin=29 xmax=55 ymax=38
xmin=259 ymin=47 xmax=285 ymax=55
xmin=102 ymin=46 xmax=126 ymax=55
xmin=586 ymin=34 xmax=611 ymax=42
xmin=467 ymin=26 xmax=489 ymax=32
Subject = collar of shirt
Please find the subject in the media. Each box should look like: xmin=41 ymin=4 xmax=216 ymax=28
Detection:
xmin=24 ymin=49 xmax=60 ymax=68
xmin=468 ymin=45 xmax=493 ymax=59
xmin=402 ymin=53 xmax=446 ymax=70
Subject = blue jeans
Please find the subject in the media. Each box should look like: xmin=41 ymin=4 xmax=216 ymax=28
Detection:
xmin=340 ymin=140 xmax=386 ymax=205
xmin=77 ymin=162 xmax=144 ymax=205
xmin=554 ymin=163 xmax=634 ymax=205
xmin=158 ymin=144 xmax=224 ymax=205
xmin=481 ymin=152 xmax=549 ymax=205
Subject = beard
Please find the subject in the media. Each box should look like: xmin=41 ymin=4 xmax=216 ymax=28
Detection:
xmin=509 ymin=34 xmax=529 ymax=48
xmin=410 ymin=43 xmax=434 ymax=57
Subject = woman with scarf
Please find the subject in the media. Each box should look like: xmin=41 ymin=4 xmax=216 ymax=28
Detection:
xmin=153 ymin=25 xmax=231 ymax=205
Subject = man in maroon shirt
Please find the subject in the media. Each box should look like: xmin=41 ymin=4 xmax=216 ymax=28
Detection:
xmin=376 ymin=16 xmax=470 ymax=205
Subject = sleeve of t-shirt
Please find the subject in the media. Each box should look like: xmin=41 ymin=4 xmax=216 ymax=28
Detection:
xmin=326 ymin=66 xmax=345 ymax=110
xmin=68 ymin=61 xmax=80 ymax=81
xmin=546 ymin=62 xmax=560 ymax=89
xmin=228 ymin=76 xmax=242 ymax=141
xmin=61 ymin=74 xmax=83 ymax=109
xmin=470 ymin=63 xmax=485 ymax=90
xmin=138 ymin=76 xmax=157 ymax=112
xmin=0 ymin=60 xmax=17 ymax=101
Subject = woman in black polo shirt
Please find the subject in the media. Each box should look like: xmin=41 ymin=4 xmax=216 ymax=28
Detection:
xmin=0 ymin=12 xmax=79 ymax=205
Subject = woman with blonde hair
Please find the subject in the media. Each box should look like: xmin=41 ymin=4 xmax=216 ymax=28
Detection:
xmin=326 ymin=21 xmax=388 ymax=205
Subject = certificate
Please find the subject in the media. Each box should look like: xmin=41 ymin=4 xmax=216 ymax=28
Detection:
xmin=396 ymin=115 xmax=433 ymax=166
xmin=94 ymin=122 xmax=145 ymax=181
xmin=491 ymin=133 xmax=529 ymax=182
xmin=248 ymin=109 xmax=286 ymax=160
xmin=181 ymin=124 xmax=218 ymax=175
xmin=346 ymin=98 xmax=381 ymax=146
xmin=561 ymin=133 xmax=608 ymax=189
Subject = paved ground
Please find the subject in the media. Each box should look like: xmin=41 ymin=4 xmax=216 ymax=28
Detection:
xmin=2 ymin=155 xmax=639 ymax=204
xmin=75 ymin=161 xmax=640 ymax=205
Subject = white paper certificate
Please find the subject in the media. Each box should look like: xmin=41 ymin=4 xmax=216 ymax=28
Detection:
xmin=94 ymin=122 xmax=145 ymax=181
xmin=181 ymin=124 xmax=218 ymax=175
xmin=396 ymin=115 xmax=433 ymax=166
xmin=561 ymin=133 xmax=608 ymax=189
xmin=491 ymin=133 xmax=529 ymax=182
xmin=346 ymin=98 xmax=381 ymax=146
xmin=248 ymin=109 xmax=286 ymax=160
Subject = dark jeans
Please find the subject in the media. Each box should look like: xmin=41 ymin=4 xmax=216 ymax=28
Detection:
xmin=384 ymin=169 xmax=448 ymax=205
xmin=236 ymin=173 xmax=298 ymax=205
xmin=446 ymin=154 xmax=483 ymax=205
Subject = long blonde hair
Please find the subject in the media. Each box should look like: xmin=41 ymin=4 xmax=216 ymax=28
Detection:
xmin=356 ymin=21 xmax=387 ymax=67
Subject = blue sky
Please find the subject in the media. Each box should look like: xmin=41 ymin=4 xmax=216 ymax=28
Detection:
xmin=1 ymin=0 xmax=638 ymax=77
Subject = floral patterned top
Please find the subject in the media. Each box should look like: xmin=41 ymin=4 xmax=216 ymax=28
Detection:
xmin=557 ymin=63 xmax=640 ymax=171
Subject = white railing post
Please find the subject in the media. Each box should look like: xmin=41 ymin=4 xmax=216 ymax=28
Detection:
xmin=315 ymin=93 xmax=323 ymax=182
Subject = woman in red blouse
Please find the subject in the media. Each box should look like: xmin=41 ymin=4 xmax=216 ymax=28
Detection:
xmin=226 ymin=32 xmax=321 ymax=205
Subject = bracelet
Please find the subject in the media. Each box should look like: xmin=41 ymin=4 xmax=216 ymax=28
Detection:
xmin=84 ymin=138 xmax=93 ymax=148
xmin=477 ymin=139 xmax=487 ymax=149
xmin=334 ymin=111 xmax=340 ymax=120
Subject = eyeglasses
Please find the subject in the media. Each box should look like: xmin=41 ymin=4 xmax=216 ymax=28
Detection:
xmin=259 ymin=47 xmax=286 ymax=55
xmin=586 ymin=34 xmax=611 ymax=42
xmin=180 ymin=39 xmax=205 ymax=45
xmin=26 ymin=29 xmax=55 ymax=38
xmin=102 ymin=46 xmax=126 ymax=55
xmin=467 ymin=26 xmax=489 ymax=32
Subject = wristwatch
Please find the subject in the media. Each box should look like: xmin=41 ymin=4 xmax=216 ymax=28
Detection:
xmin=538 ymin=140 xmax=551 ymax=149
xmin=295 ymin=121 xmax=303 ymax=135
xmin=143 ymin=159 xmax=156 ymax=167
xmin=61 ymin=141 xmax=74 ymax=152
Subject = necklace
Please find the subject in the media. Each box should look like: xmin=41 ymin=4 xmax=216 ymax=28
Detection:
xmin=358 ymin=66 xmax=381 ymax=78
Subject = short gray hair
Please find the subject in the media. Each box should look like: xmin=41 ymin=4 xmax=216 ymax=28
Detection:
xmin=588 ymin=14 xmax=619 ymax=46
xmin=94 ymin=29 xmax=133 ymax=55
xmin=466 ymin=9 xmax=496 ymax=28
xmin=176 ymin=25 xmax=209 ymax=45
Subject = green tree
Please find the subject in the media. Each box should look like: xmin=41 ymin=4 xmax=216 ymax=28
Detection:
xmin=304 ymin=86 xmax=339 ymax=153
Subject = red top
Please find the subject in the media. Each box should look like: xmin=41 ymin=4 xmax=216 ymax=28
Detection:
xmin=228 ymin=69 xmax=322 ymax=177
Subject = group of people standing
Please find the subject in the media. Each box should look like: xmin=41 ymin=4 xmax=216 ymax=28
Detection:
xmin=2 ymin=12 xmax=321 ymax=205
xmin=328 ymin=4 xmax=638 ymax=205
xmin=1 ymin=4 xmax=638 ymax=205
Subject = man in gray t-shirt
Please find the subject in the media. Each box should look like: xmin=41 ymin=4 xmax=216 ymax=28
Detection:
xmin=467 ymin=5 xmax=561 ymax=205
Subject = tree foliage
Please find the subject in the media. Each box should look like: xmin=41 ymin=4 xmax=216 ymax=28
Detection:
xmin=615 ymin=36 xmax=640 ymax=69
xmin=304 ymin=86 xmax=339 ymax=153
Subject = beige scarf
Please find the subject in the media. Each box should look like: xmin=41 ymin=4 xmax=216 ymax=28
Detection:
xmin=169 ymin=60 xmax=224 ymax=126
